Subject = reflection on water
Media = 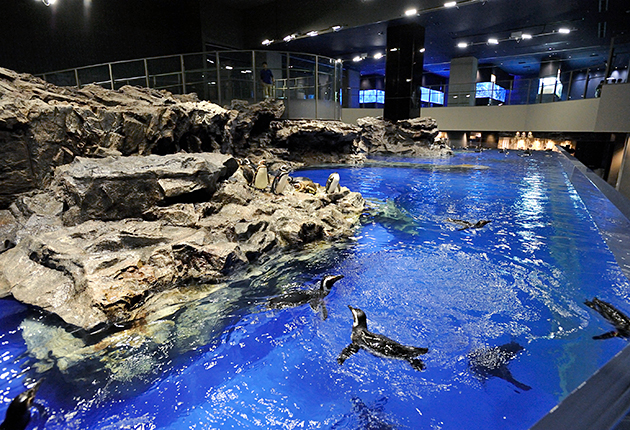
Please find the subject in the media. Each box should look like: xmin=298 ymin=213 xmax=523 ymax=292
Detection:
xmin=1 ymin=151 xmax=630 ymax=429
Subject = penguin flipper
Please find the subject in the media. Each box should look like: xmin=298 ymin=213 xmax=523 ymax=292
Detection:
xmin=338 ymin=343 xmax=360 ymax=365
xmin=593 ymin=331 xmax=619 ymax=340
xmin=320 ymin=302 xmax=328 ymax=320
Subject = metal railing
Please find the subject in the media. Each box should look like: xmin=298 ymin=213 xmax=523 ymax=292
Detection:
xmin=38 ymin=50 xmax=343 ymax=120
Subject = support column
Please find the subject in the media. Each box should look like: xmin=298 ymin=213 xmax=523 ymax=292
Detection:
xmin=384 ymin=20 xmax=425 ymax=121
xmin=449 ymin=57 xmax=477 ymax=106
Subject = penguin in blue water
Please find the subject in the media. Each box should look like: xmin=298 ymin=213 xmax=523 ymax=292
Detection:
xmin=0 ymin=380 xmax=41 ymax=430
xmin=338 ymin=306 xmax=428 ymax=370
xmin=267 ymin=275 xmax=344 ymax=320
xmin=585 ymin=297 xmax=630 ymax=339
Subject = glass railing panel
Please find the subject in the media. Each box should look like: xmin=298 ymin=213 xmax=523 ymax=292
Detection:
xmin=78 ymin=65 xmax=111 ymax=89
xmin=146 ymin=56 xmax=181 ymax=78
xmin=111 ymin=60 xmax=146 ymax=89
xmin=44 ymin=70 xmax=76 ymax=87
xmin=288 ymin=53 xmax=316 ymax=101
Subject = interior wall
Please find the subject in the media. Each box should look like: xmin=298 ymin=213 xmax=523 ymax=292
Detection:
xmin=0 ymin=0 xmax=203 ymax=74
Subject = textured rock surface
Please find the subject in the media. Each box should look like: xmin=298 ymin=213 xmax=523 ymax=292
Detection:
xmin=0 ymin=153 xmax=364 ymax=330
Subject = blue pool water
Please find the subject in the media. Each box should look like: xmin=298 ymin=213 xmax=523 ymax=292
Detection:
xmin=2 ymin=150 xmax=630 ymax=429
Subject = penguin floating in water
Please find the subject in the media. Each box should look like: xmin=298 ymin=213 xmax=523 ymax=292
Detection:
xmin=585 ymin=297 xmax=630 ymax=339
xmin=253 ymin=160 xmax=270 ymax=190
xmin=468 ymin=342 xmax=532 ymax=391
xmin=267 ymin=275 xmax=344 ymax=320
xmin=237 ymin=158 xmax=255 ymax=186
xmin=325 ymin=172 xmax=340 ymax=194
xmin=338 ymin=306 xmax=428 ymax=370
xmin=446 ymin=218 xmax=492 ymax=231
xmin=0 ymin=380 xmax=42 ymax=430
xmin=271 ymin=165 xmax=291 ymax=195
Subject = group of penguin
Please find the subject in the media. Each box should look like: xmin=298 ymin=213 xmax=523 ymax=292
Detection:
xmin=237 ymin=158 xmax=341 ymax=195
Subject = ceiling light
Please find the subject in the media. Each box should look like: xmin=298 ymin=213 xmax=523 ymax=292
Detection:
xmin=353 ymin=56 xmax=363 ymax=62
xmin=336 ymin=59 xmax=343 ymax=63
xmin=332 ymin=25 xmax=342 ymax=32
xmin=42 ymin=0 xmax=56 ymax=5
xmin=419 ymin=48 xmax=426 ymax=53
xmin=283 ymin=34 xmax=296 ymax=42
xmin=558 ymin=28 xmax=571 ymax=34
xmin=374 ymin=53 xmax=384 ymax=59
xmin=521 ymin=33 xmax=532 ymax=39
xmin=307 ymin=31 xmax=318 ymax=37
xmin=225 ymin=66 xmax=233 ymax=70
xmin=457 ymin=42 xmax=468 ymax=48
xmin=262 ymin=39 xmax=273 ymax=46
xmin=390 ymin=48 xmax=399 ymax=52
xmin=488 ymin=38 xmax=499 ymax=45
xmin=405 ymin=8 xmax=417 ymax=16
xmin=444 ymin=1 xmax=457 ymax=7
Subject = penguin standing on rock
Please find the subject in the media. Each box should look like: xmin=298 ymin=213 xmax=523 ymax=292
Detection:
xmin=237 ymin=158 xmax=255 ymax=186
xmin=271 ymin=165 xmax=291 ymax=195
xmin=325 ymin=172 xmax=340 ymax=194
xmin=338 ymin=306 xmax=428 ymax=370
xmin=253 ymin=160 xmax=270 ymax=190
xmin=0 ymin=380 xmax=42 ymax=430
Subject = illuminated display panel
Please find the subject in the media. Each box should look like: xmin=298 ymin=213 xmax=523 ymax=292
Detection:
xmin=359 ymin=89 xmax=385 ymax=104
xmin=475 ymin=82 xmax=506 ymax=102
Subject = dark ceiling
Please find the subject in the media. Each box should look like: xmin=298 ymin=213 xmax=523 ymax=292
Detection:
xmin=232 ymin=0 xmax=630 ymax=78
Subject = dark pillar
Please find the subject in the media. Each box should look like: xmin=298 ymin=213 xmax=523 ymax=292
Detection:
xmin=384 ymin=20 xmax=425 ymax=121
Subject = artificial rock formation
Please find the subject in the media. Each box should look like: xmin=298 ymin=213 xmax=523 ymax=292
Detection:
xmin=0 ymin=152 xmax=364 ymax=330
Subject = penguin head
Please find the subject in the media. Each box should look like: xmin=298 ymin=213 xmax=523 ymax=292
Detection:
xmin=320 ymin=275 xmax=344 ymax=291
xmin=348 ymin=305 xmax=367 ymax=328
xmin=4 ymin=380 xmax=41 ymax=425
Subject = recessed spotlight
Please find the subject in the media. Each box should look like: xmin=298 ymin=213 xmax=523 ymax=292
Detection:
xmin=405 ymin=8 xmax=417 ymax=16
xmin=444 ymin=1 xmax=457 ymax=7
xmin=522 ymin=33 xmax=532 ymax=39
xmin=457 ymin=42 xmax=468 ymax=48
xmin=262 ymin=39 xmax=273 ymax=46
xmin=307 ymin=31 xmax=318 ymax=37
xmin=374 ymin=53 xmax=384 ymax=59
xmin=488 ymin=38 xmax=499 ymax=45
xmin=558 ymin=28 xmax=571 ymax=34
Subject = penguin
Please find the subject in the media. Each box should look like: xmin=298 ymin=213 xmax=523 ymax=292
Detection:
xmin=338 ymin=306 xmax=428 ymax=370
xmin=271 ymin=165 xmax=291 ymax=195
xmin=267 ymin=275 xmax=344 ymax=320
xmin=293 ymin=177 xmax=319 ymax=194
xmin=325 ymin=172 xmax=340 ymax=194
xmin=237 ymin=158 xmax=255 ymax=186
xmin=253 ymin=160 xmax=269 ymax=190
xmin=468 ymin=342 xmax=532 ymax=391
xmin=0 ymin=380 xmax=41 ymax=430
xmin=446 ymin=218 xmax=492 ymax=231
xmin=585 ymin=297 xmax=630 ymax=339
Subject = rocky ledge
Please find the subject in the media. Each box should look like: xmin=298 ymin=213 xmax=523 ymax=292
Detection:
xmin=0 ymin=152 xmax=364 ymax=331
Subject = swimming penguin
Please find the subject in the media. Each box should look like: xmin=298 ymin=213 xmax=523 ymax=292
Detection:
xmin=0 ymin=380 xmax=42 ymax=430
xmin=585 ymin=297 xmax=630 ymax=339
xmin=325 ymin=172 xmax=340 ymax=194
xmin=271 ymin=165 xmax=291 ymax=195
xmin=237 ymin=158 xmax=255 ymax=185
xmin=446 ymin=218 xmax=492 ymax=231
xmin=468 ymin=342 xmax=532 ymax=391
xmin=267 ymin=275 xmax=344 ymax=320
xmin=338 ymin=306 xmax=428 ymax=370
xmin=253 ymin=160 xmax=270 ymax=190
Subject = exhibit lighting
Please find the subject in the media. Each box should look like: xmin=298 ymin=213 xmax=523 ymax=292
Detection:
xmin=353 ymin=56 xmax=363 ymax=62
xmin=558 ymin=28 xmax=571 ymax=34
xmin=522 ymin=33 xmax=532 ymax=39
xmin=457 ymin=42 xmax=468 ymax=48
xmin=444 ymin=1 xmax=457 ymax=7
xmin=332 ymin=25 xmax=342 ymax=32
xmin=419 ymin=48 xmax=426 ymax=53
xmin=374 ymin=53 xmax=384 ymax=59
xmin=488 ymin=38 xmax=499 ymax=45
xmin=262 ymin=39 xmax=273 ymax=46
xmin=405 ymin=8 xmax=417 ymax=16
xmin=42 ymin=0 xmax=57 ymax=5
xmin=390 ymin=48 xmax=399 ymax=52
xmin=283 ymin=34 xmax=296 ymax=42
xmin=307 ymin=31 xmax=318 ymax=37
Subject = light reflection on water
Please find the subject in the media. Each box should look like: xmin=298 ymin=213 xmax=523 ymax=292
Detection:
xmin=1 ymin=150 xmax=630 ymax=429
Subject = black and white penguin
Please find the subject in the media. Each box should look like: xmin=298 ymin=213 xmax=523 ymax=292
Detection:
xmin=271 ymin=165 xmax=291 ymax=195
xmin=267 ymin=275 xmax=344 ymax=320
xmin=585 ymin=297 xmax=630 ymax=339
xmin=325 ymin=172 xmax=340 ymax=194
xmin=253 ymin=160 xmax=270 ymax=190
xmin=446 ymin=218 xmax=492 ymax=231
xmin=237 ymin=158 xmax=255 ymax=185
xmin=468 ymin=342 xmax=532 ymax=391
xmin=0 ymin=380 xmax=41 ymax=430
xmin=338 ymin=306 xmax=428 ymax=370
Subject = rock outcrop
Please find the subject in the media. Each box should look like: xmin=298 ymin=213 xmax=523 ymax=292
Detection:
xmin=0 ymin=153 xmax=364 ymax=331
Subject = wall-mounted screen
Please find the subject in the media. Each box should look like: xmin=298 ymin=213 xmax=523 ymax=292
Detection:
xmin=475 ymin=82 xmax=507 ymax=102
xmin=420 ymin=87 xmax=444 ymax=105
xmin=359 ymin=89 xmax=385 ymax=104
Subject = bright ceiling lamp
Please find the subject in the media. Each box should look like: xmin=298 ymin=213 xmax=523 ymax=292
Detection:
xmin=521 ymin=33 xmax=532 ymax=39
xmin=262 ymin=39 xmax=273 ymax=46
xmin=41 ymin=0 xmax=57 ymax=5
xmin=283 ymin=34 xmax=296 ymax=42
xmin=374 ymin=53 xmax=384 ymax=59
xmin=558 ymin=28 xmax=571 ymax=34
xmin=444 ymin=1 xmax=457 ymax=7
xmin=353 ymin=56 xmax=363 ymax=62
xmin=405 ymin=8 xmax=417 ymax=16
xmin=307 ymin=31 xmax=318 ymax=37
xmin=457 ymin=42 xmax=469 ymax=48
xmin=487 ymin=38 xmax=499 ymax=45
